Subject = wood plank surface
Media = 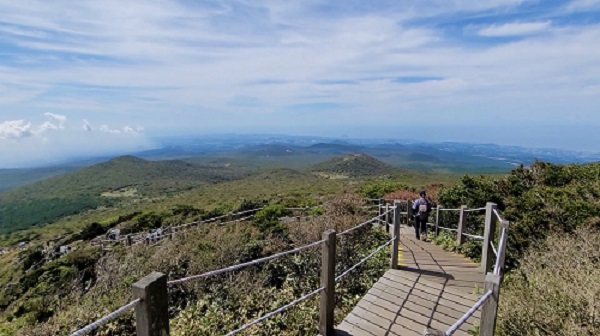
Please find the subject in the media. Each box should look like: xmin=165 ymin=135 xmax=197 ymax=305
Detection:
xmin=336 ymin=226 xmax=484 ymax=336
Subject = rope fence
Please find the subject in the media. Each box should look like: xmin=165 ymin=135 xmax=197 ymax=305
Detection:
xmin=68 ymin=298 xmax=140 ymax=336
xmin=464 ymin=207 xmax=487 ymax=212
xmin=335 ymin=237 xmax=395 ymax=282
xmin=224 ymin=287 xmax=324 ymax=336
xmin=338 ymin=208 xmax=394 ymax=236
xmin=463 ymin=233 xmax=484 ymax=240
xmin=167 ymin=239 xmax=324 ymax=286
xmin=445 ymin=290 xmax=493 ymax=336
xmin=73 ymin=199 xmax=511 ymax=336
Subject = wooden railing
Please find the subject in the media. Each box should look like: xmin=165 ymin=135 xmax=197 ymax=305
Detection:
xmin=385 ymin=201 xmax=510 ymax=336
xmin=69 ymin=204 xmax=400 ymax=336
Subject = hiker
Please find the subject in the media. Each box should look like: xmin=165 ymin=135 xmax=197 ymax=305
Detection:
xmin=412 ymin=190 xmax=432 ymax=241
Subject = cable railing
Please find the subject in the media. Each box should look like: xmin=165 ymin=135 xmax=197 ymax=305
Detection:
xmin=98 ymin=206 xmax=320 ymax=249
xmin=431 ymin=204 xmax=510 ymax=336
xmin=69 ymin=207 xmax=400 ymax=336
xmin=71 ymin=200 xmax=512 ymax=336
xmin=69 ymin=299 xmax=140 ymax=336
xmin=167 ymin=238 xmax=324 ymax=286
xmin=444 ymin=290 xmax=493 ymax=336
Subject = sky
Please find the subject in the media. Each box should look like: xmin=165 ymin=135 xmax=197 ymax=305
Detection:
xmin=1 ymin=0 xmax=600 ymax=167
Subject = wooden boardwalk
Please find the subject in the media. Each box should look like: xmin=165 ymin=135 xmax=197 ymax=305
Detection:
xmin=336 ymin=226 xmax=485 ymax=336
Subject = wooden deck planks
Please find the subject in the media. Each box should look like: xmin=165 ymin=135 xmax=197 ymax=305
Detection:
xmin=336 ymin=226 xmax=484 ymax=336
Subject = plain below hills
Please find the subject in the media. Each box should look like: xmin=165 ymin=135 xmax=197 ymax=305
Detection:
xmin=0 ymin=155 xmax=251 ymax=234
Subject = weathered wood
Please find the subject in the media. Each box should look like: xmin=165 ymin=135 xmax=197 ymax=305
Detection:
xmin=479 ymin=273 xmax=501 ymax=336
xmin=456 ymin=205 xmax=466 ymax=246
xmin=338 ymin=226 xmax=485 ymax=336
xmin=133 ymin=272 xmax=170 ymax=336
xmin=319 ymin=229 xmax=336 ymax=336
xmin=424 ymin=327 xmax=445 ymax=336
xmin=435 ymin=205 xmax=442 ymax=238
xmin=496 ymin=220 xmax=510 ymax=278
xmin=392 ymin=201 xmax=401 ymax=269
xmin=127 ymin=235 xmax=133 ymax=246
xmin=481 ymin=203 xmax=498 ymax=274
xmin=385 ymin=204 xmax=391 ymax=235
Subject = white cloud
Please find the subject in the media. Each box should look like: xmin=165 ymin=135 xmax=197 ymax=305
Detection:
xmin=0 ymin=115 xmax=153 ymax=167
xmin=35 ymin=121 xmax=59 ymax=134
xmin=478 ymin=21 xmax=551 ymax=37
xmin=44 ymin=112 xmax=66 ymax=128
xmin=0 ymin=1 xmax=599 ymax=156
xmin=123 ymin=126 xmax=144 ymax=134
xmin=99 ymin=125 xmax=121 ymax=134
xmin=0 ymin=120 xmax=33 ymax=139
xmin=82 ymin=119 xmax=93 ymax=131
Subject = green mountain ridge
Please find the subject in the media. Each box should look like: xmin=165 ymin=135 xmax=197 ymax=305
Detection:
xmin=310 ymin=153 xmax=397 ymax=177
xmin=0 ymin=155 xmax=250 ymax=234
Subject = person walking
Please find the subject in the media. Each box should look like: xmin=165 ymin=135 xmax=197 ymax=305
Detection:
xmin=412 ymin=190 xmax=432 ymax=241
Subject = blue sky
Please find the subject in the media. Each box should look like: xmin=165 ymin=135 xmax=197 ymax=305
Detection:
xmin=1 ymin=0 xmax=600 ymax=167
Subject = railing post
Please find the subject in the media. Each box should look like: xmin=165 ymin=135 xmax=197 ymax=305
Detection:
xmin=481 ymin=202 xmax=498 ymax=274
xmin=378 ymin=199 xmax=383 ymax=225
xmin=320 ymin=229 xmax=336 ymax=336
xmin=479 ymin=273 xmax=501 ymax=336
xmin=385 ymin=203 xmax=390 ymax=235
xmin=456 ymin=205 xmax=466 ymax=246
xmin=133 ymin=272 xmax=170 ymax=336
xmin=407 ymin=200 xmax=412 ymax=226
xmin=434 ymin=205 xmax=441 ymax=238
xmin=127 ymin=235 xmax=133 ymax=247
xmin=391 ymin=201 xmax=401 ymax=269
xmin=496 ymin=220 xmax=510 ymax=278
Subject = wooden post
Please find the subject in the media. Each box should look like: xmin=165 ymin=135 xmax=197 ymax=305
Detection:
xmin=168 ymin=227 xmax=173 ymax=240
xmin=385 ymin=204 xmax=390 ymax=235
xmin=145 ymin=237 xmax=149 ymax=246
xmin=127 ymin=235 xmax=133 ymax=246
xmin=496 ymin=220 xmax=510 ymax=278
xmin=481 ymin=202 xmax=498 ymax=274
xmin=320 ymin=229 xmax=336 ymax=336
xmin=378 ymin=200 xmax=383 ymax=225
xmin=133 ymin=272 xmax=170 ymax=336
xmin=391 ymin=201 xmax=401 ymax=269
xmin=407 ymin=200 xmax=412 ymax=226
xmin=456 ymin=205 xmax=466 ymax=246
xmin=479 ymin=273 xmax=501 ymax=336
xmin=434 ymin=205 xmax=441 ymax=238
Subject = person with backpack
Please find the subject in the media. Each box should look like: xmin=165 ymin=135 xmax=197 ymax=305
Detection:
xmin=412 ymin=190 xmax=432 ymax=241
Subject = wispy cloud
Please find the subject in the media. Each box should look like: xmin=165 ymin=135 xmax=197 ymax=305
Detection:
xmin=0 ymin=120 xmax=33 ymax=139
xmin=0 ymin=0 xmax=599 ymax=164
xmin=478 ymin=21 xmax=551 ymax=36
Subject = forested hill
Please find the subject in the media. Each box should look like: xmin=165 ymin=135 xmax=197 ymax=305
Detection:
xmin=310 ymin=153 xmax=397 ymax=177
xmin=0 ymin=156 xmax=250 ymax=234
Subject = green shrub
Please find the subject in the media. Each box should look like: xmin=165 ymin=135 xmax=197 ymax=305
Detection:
xmin=497 ymin=227 xmax=600 ymax=336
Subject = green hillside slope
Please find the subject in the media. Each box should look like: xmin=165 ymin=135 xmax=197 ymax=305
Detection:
xmin=0 ymin=156 xmax=250 ymax=234
xmin=310 ymin=153 xmax=397 ymax=177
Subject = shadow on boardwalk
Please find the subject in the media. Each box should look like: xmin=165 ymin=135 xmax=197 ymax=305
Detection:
xmin=336 ymin=226 xmax=484 ymax=336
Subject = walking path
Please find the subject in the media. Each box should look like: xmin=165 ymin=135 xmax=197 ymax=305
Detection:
xmin=336 ymin=226 xmax=485 ymax=336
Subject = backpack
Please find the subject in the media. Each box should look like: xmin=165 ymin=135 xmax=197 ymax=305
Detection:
xmin=416 ymin=198 xmax=429 ymax=220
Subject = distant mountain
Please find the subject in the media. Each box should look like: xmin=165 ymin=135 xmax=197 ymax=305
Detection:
xmin=0 ymin=155 xmax=250 ymax=234
xmin=306 ymin=143 xmax=364 ymax=154
xmin=240 ymin=144 xmax=303 ymax=156
xmin=310 ymin=153 xmax=397 ymax=177
xmin=0 ymin=166 xmax=78 ymax=192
